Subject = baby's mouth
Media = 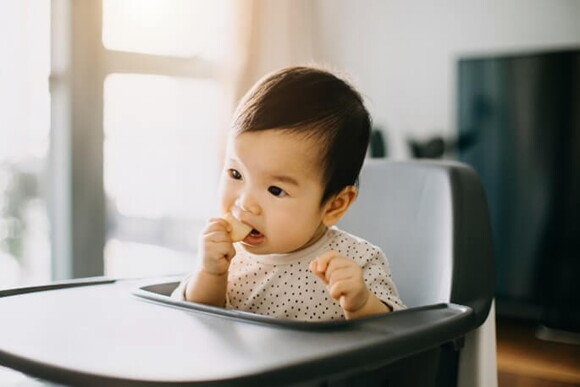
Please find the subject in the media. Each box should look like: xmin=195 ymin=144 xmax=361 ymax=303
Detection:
xmin=243 ymin=228 xmax=265 ymax=245
xmin=249 ymin=228 xmax=262 ymax=237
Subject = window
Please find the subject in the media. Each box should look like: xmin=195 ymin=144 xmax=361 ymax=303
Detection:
xmin=0 ymin=1 xmax=51 ymax=288
xmin=1 ymin=0 xmax=233 ymax=287
xmin=103 ymin=74 xmax=222 ymax=277
xmin=102 ymin=0 xmax=232 ymax=278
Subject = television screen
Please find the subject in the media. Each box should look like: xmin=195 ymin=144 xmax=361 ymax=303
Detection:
xmin=457 ymin=49 xmax=580 ymax=333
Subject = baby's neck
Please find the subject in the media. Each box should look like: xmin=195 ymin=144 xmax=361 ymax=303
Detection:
xmin=292 ymin=224 xmax=328 ymax=253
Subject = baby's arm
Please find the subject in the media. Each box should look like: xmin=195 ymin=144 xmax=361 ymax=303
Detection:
xmin=185 ymin=218 xmax=237 ymax=307
xmin=309 ymin=251 xmax=390 ymax=319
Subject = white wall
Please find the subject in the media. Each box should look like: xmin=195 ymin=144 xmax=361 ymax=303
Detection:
xmin=311 ymin=0 xmax=580 ymax=158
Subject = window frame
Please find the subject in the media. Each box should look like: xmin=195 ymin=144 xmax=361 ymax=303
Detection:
xmin=50 ymin=0 xmax=223 ymax=279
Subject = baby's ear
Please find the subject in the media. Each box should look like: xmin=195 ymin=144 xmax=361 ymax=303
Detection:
xmin=322 ymin=186 xmax=358 ymax=227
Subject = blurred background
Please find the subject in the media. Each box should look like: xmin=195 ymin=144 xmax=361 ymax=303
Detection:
xmin=0 ymin=1 xmax=579 ymax=384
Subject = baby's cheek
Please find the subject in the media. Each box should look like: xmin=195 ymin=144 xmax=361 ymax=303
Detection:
xmin=218 ymin=189 xmax=235 ymax=213
xmin=271 ymin=218 xmax=306 ymax=248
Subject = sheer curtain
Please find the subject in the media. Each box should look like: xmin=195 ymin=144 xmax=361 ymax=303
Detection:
xmin=226 ymin=0 xmax=317 ymax=112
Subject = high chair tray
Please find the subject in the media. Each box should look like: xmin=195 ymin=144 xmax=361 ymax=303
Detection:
xmin=0 ymin=276 xmax=475 ymax=386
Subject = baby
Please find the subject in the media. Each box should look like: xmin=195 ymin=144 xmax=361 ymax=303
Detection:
xmin=172 ymin=66 xmax=405 ymax=321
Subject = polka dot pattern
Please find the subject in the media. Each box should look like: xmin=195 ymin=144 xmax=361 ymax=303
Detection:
xmin=226 ymin=227 xmax=405 ymax=321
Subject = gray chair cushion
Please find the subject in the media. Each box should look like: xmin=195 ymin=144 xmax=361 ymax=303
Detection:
xmin=339 ymin=159 xmax=494 ymax=326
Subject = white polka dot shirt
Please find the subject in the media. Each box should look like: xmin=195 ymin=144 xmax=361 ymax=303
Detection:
xmin=174 ymin=227 xmax=405 ymax=321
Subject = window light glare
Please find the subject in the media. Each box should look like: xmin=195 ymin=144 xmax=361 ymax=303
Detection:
xmin=102 ymin=0 xmax=228 ymax=59
xmin=103 ymin=73 xmax=221 ymax=220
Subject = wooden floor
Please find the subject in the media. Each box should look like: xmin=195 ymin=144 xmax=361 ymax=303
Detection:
xmin=496 ymin=317 xmax=580 ymax=387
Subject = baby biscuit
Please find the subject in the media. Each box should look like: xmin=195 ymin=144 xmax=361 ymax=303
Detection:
xmin=223 ymin=213 xmax=252 ymax=242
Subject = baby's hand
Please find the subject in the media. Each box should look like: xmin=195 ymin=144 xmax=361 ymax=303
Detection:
xmin=309 ymin=251 xmax=370 ymax=315
xmin=199 ymin=218 xmax=236 ymax=276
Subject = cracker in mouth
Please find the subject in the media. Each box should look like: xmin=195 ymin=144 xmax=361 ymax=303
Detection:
xmin=223 ymin=213 xmax=253 ymax=242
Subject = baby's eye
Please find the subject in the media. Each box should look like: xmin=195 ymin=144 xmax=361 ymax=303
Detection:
xmin=268 ymin=186 xmax=287 ymax=197
xmin=228 ymin=169 xmax=242 ymax=180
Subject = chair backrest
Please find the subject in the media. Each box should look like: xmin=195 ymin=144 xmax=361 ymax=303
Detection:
xmin=339 ymin=159 xmax=494 ymax=326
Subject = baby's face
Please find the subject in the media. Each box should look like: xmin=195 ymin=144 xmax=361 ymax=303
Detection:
xmin=219 ymin=130 xmax=328 ymax=254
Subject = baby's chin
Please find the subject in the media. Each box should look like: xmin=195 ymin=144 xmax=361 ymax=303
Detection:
xmin=239 ymin=243 xmax=279 ymax=255
xmin=238 ymin=241 xmax=304 ymax=255
xmin=247 ymin=240 xmax=324 ymax=256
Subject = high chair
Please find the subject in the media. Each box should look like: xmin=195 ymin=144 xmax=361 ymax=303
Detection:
xmin=339 ymin=159 xmax=497 ymax=387
xmin=0 ymin=159 xmax=496 ymax=386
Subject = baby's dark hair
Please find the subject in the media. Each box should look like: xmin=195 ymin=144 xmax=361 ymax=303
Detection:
xmin=232 ymin=66 xmax=371 ymax=204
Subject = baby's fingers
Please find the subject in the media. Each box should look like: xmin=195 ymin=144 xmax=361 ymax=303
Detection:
xmin=205 ymin=230 xmax=233 ymax=244
xmin=326 ymin=266 xmax=356 ymax=285
xmin=329 ymin=279 xmax=369 ymax=312
xmin=203 ymin=218 xmax=231 ymax=235
xmin=202 ymin=218 xmax=235 ymax=244
xmin=328 ymin=279 xmax=359 ymax=308
xmin=325 ymin=258 xmax=358 ymax=281
xmin=308 ymin=261 xmax=326 ymax=284
xmin=310 ymin=250 xmax=342 ymax=271
xmin=309 ymin=251 xmax=340 ymax=284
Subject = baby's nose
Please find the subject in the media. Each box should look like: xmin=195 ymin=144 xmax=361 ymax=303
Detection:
xmin=235 ymin=194 xmax=261 ymax=215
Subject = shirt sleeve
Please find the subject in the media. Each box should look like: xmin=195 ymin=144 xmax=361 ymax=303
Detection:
xmin=361 ymin=247 xmax=406 ymax=312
